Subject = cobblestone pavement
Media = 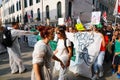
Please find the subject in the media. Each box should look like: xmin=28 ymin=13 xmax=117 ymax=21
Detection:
xmin=0 ymin=42 xmax=119 ymax=80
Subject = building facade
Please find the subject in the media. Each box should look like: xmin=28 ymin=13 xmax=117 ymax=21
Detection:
xmin=1 ymin=0 xmax=94 ymax=25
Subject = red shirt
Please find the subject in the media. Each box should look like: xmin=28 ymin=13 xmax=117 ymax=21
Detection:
xmin=100 ymin=43 xmax=106 ymax=51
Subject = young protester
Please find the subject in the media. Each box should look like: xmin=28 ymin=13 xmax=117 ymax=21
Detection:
xmin=112 ymin=34 xmax=120 ymax=79
xmin=53 ymin=26 xmax=72 ymax=80
xmin=6 ymin=22 xmax=38 ymax=74
xmin=92 ymin=25 xmax=106 ymax=80
xmin=31 ymin=26 xmax=65 ymax=80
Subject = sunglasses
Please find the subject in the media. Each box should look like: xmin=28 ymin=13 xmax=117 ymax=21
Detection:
xmin=56 ymin=32 xmax=60 ymax=34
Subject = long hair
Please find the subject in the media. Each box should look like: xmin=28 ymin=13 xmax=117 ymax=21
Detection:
xmin=37 ymin=26 xmax=54 ymax=39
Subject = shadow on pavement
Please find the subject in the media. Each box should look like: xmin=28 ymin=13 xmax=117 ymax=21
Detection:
xmin=8 ymin=77 xmax=31 ymax=80
xmin=0 ymin=67 xmax=10 ymax=76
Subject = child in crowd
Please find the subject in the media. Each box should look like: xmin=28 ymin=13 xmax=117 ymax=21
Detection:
xmin=112 ymin=34 xmax=120 ymax=79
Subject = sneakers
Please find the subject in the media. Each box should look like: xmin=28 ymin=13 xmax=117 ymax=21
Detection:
xmin=11 ymin=70 xmax=19 ymax=74
xmin=19 ymin=68 xmax=27 ymax=74
xmin=99 ymin=71 xmax=103 ymax=77
xmin=91 ymin=75 xmax=99 ymax=80
xmin=116 ymin=73 xmax=120 ymax=79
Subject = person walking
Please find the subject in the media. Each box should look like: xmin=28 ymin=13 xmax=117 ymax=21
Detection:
xmin=112 ymin=34 xmax=120 ymax=79
xmin=7 ymin=22 xmax=38 ymax=74
xmin=31 ymin=26 xmax=64 ymax=80
xmin=92 ymin=25 xmax=106 ymax=80
xmin=53 ymin=26 xmax=72 ymax=80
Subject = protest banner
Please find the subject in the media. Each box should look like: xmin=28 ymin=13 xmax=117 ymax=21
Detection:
xmin=69 ymin=31 xmax=102 ymax=78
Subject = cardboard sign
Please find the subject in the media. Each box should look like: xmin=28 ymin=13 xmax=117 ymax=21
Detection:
xmin=58 ymin=18 xmax=65 ymax=25
xmin=91 ymin=11 xmax=101 ymax=25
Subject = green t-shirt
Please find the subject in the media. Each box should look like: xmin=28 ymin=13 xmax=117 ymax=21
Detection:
xmin=115 ymin=40 xmax=120 ymax=56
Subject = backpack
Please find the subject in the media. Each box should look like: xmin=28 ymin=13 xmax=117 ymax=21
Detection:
xmin=64 ymin=38 xmax=74 ymax=56
xmin=1 ymin=28 xmax=16 ymax=47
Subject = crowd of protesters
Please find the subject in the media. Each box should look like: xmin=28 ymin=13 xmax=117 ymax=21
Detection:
xmin=1 ymin=22 xmax=120 ymax=80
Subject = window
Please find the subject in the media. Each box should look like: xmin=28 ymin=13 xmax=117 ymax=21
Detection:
xmin=24 ymin=12 xmax=28 ymax=23
xmin=19 ymin=1 xmax=21 ymax=10
xmin=17 ymin=15 xmax=19 ymax=22
xmin=29 ymin=0 xmax=33 ymax=6
xmin=24 ymin=0 xmax=27 ymax=8
xmin=37 ymin=8 xmax=41 ymax=21
xmin=16 ymin=2 xmax=18 ymax=11
xmin=68 ymin=2 xmax=72 ymax=17
xmin=11 ymin=5 xmax=15 ymax=13
xmin=46 ymin=5 xmax=50 ymax=19
xmin=93 ymin=0 xmax=95 ymax=5
xmin=13 ymin=5 xmax=15 ymax=13
xmin=36 ymin=0 xmax=40 ymax=3
xmin=20 ymin=15 xmax=21 ymax=22
xmin=31 ymin=10 xmax=33 ymax=18
xmin=57 ymin=2 xmax=62 ymax=18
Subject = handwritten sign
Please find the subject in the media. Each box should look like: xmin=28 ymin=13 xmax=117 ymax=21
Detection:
xmin=91 ymin=11 xmax=101 ymax=25
xmin=69 ymin=32 xmax=102 ymax=78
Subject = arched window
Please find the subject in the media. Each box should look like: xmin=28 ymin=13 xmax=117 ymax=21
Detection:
xmin=37 ymin=8 xmax=41 ymax=21
xmin=46 ymin=5 xmax=50 ymax=19
xmin=29 ymin=0 xmax=33 ymax=6
xmin=36 ymin=0 xmax=40 ymax=3
xmin=19 ymin=1 xmax=21 ymax=10
xmin=24 ymin=12 xmax=28 ymax=23
xmin=68 ymin=2 xmax=72 ymax=17
xmin=16 ymin=2 xmax=18 ymax=11
xmin=57 ymin=2 xmax=62 ymax=18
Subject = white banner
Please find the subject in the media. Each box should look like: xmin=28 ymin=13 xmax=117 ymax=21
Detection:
xmin=69 ymin=32 xmax=102 ymax=78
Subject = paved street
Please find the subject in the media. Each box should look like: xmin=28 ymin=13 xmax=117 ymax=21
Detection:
xmin=0 ymin=42 xmax=119 ymax=80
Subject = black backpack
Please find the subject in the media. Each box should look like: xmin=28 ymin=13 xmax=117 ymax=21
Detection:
xmin=1 ymin=28 xmax=16 ymax=47
xmin=64 ymin=38 xmax=74 ymax=56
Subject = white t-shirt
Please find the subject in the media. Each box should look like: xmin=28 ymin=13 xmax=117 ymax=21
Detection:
xmin=54 ymin=39 xmax=71 ymax=70
xmin=32 ymin=40 xmax=53 ymax=68
xmin=56 ymin=39 xmax=71 ymax=57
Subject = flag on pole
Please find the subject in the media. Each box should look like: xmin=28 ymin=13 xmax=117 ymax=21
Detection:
xmin=113 ymin=0 xmax=120 ymax=15
xmin=102 ymin=11 xmax=107 ymax=22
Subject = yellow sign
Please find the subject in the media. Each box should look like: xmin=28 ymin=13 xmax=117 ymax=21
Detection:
xmin=75 ymin=23 xmax=85 ymax=31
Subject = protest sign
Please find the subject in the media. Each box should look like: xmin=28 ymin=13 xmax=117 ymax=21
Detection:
xmin=58 ymin=18 xmax=65 ymax=25
xmin=91 ymin=11 xmax=101 ymax=25
xmin=69 ymin=32 xmax=102 ymax=78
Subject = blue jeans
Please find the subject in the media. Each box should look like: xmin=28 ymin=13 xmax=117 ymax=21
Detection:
xmin=93 ymin=51 xmax=105 ymax=73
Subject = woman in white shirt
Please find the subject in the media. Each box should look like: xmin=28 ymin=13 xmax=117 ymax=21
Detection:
xmin=53 ymin=26 xmax=72 ymax=80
